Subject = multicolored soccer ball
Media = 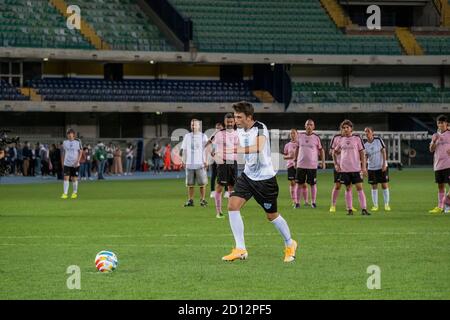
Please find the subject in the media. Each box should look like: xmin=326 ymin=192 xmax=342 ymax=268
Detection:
xmin=95 ymin=251 xmax=118 ymax=272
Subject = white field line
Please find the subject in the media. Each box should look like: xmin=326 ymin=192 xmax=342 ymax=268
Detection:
xmin=0 ymin=231 xmax=449 ymax=240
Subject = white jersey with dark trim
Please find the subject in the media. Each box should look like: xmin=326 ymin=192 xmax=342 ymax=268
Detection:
xmin=237 ymin=121 xmax=275 ymax=181
xmin=364 ymin=137 xmax=386 ymax=170
xmin=63 ymin=139 xmax=82 ymax=167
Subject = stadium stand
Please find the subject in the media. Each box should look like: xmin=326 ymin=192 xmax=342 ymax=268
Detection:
xmin=67 ymin=0 xmax=174 ymax=51
xmin=0 ymin=79 xmax=30 ymax=100
xmin=0 ymin=0 xmax=93 ymax=49
xmin=292 ymin=82 xmax=450 ymax=103
xmin=170 ymin=0 xmax=402 ymax=55
xmin=28 ymin=78 xmax=258 ymax=102
xmin=416 ymin=35 xmax=450 ymax=55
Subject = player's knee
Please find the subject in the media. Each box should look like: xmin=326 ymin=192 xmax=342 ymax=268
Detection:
xmin=266 ymin=212 xmax=278 ymax=221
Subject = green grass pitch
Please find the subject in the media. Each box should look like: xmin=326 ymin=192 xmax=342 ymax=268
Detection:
xmin=0 ymin=169 xmax=449 ymax=300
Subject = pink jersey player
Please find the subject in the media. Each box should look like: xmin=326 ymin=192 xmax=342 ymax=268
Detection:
xmin=284 ymin=141 xmax=298 ymax=169
xmin=296 ymin=132 xmax=323 ymax=169
xmin=335 ymin=134 xmax=365 ymax=173
xmin=211 ymin=129 xmax=239 ymax=164
xmin=432 ymin=130 xmax=450 ymax=171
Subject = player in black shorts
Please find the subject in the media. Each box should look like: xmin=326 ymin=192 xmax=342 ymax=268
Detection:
xmin=207 ymin=115 xmax=239 ymax=218
xmin=222 ymin=101 xmax=297 ymax=263
xmin=283 ymin=129 xmax=299 ymax=208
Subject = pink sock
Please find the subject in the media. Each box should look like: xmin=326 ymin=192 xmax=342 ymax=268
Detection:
xmin=289 ymin=185 xmax=295 ymax=203
xmin=214 ymin=191 xmax=222 ymax=214
xmin=345 ymin=190 xmax=353 ymax=210
xmin=293 ymin=184 xmax=298 ymax=203
xmin=302 ymin=187 xmax=308 ymax=204
xmin=296 ymin=185 xmax=302 ymax=204
xmin=311 ymin=185 xmax=317 ymax=204
xmin=358 ymin=190 xmax=367 ymax=210
xmin=331 ymin=187 xmax=339 ymax=206
xmin=438 ymin=191 xmax=445 ymax=209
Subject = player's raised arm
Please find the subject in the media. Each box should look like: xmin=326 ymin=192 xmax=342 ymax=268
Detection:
xmin=430 ymin=133 xmax=439 ymax=152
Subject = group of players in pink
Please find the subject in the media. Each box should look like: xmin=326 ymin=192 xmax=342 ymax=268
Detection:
xmin=193 ymin=113 xmax=450 ymax=217
xmin=284 ymin=119 xmax=373 ymax=215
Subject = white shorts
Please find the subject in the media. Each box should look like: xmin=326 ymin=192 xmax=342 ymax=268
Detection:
xmin=186 ymin=168 xmax=208 ymax=186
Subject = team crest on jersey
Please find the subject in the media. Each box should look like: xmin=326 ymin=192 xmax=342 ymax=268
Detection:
xmin=263 ymin=203 xmax=272 ymax=210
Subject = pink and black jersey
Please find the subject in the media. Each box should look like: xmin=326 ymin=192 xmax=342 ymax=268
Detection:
xmin=432 ymin=130 xmax=450 ymax=171
xmin=284 ymin=141 xmax=298 ymax=168
xmin=335 ymin=134 xmax=364 ymax=173
xmin=210 ymin=129 xmax=239 ymax=164
xmin=296 ymin=132 xmax=323 ymax=169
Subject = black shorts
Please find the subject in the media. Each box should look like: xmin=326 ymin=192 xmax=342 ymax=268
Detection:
xmin=217 ymin=162 xmax=238 ymax=186
xmin=333 ymin=169 xmax=341 ymax=183
xmin=231 ymin=173 xmax=279 ymax=213
xmin=63 ymin=166 xmax=79 ymax=178
xmin=287 ymin=167 xmax=296 ymax=181
xmin=340 ymin=172 xmax=363 ymax=186
xmin=435 ymin=168 xmax=450 ymax=184
xmin=295 ymin=168 xmax=317 ymax=185
xmin=368 ymin=169 xmax=389 ymax=184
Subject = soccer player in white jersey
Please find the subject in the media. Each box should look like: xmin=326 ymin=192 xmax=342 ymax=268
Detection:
xmin=181 ymin=119 xmax=209 ymax=208
xmin=61 ymin=128 xmax=82 ymax=199
xmin=222 ymin=101 xmax=298 ymax=263
xmin=364 ymin=127 xmax=391 ymax=212
xmin=207 ymin=113 xmax=239 ymax=218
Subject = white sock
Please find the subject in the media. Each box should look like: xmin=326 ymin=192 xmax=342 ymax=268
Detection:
xmin=228 ymin=211 xmax=245 ymax=250
xmin=383 ymin=188 xmax=390 ymax=205
xmin=371 ymin=189 xmax=378 ymax=207
xmin=271 ymin=215 xmax=293 ymax=246
xmin=63 ymin=180 xmax=69 ymax=194
xmin=73 ymin=181 xmax=78 ymax=194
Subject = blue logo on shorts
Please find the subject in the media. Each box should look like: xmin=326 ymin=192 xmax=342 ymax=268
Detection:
xmin=263 ymin=203 xmax=272 ymax=210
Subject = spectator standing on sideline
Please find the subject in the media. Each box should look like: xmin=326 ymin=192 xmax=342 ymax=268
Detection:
xmin=22 ymin=142 xmax=32 ymax=176
xmin=40 ymin=144 xmax=49 ymax=177
xmin=16 ymin=142 xmax=23 ymax=176
xmin=79 ymin=147 xmax=88 ymax=180
xmin=125 ymin=144 xmax=134 ymax=175
xmin=163 ymin=143 xmax=172 ymax=171
xmin=8 ymin=143 xmax=17 ymax=175
xmin=96 ymin=142 xmax=107 ymax=180
xmin=34 ymin=142 xmax=41 ymax=176
xmin=106 ymin=143 xmax=114 ymax=175
xmin=152 ymin=143 xmax=162 ymax=174
xmin=113 ymin=145 xmax=123 ymax=175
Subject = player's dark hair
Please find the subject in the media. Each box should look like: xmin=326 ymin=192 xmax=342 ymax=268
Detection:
xmin=66 ymin=128 xmax=76 ymax=135
xmin=224 ymin=112 xmax=234 ymax=119
xmin=365 ymin=126 xmax=374 ymax=132
xmin=232 ymin=101 xmax=254 ymax=118
xmin=340 ymin=119 xmax=353 ymax=129
xmin=437 ymin=114 xmax=448 ymax=123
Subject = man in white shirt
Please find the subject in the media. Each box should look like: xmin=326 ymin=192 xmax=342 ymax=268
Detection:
xmin=61 ymin=128 xmax=82 ymax=199
xmin=181 ymin=119 xmax=209 ymax=207
xmin=364 ymin=127 xmax=390 ymax=212
xmin=222 ymin=101 xmax=298 ymax=263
